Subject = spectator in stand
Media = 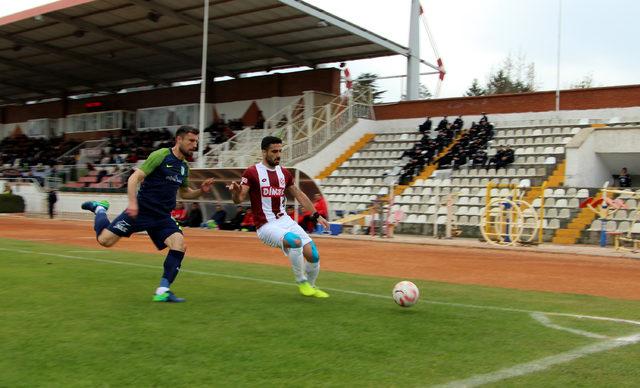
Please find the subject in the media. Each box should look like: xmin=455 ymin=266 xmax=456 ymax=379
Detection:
xmin=480 ymin=112 xmax=489 ymax=124
xmin=452 ymin=116 xmax=464 ymax=131
xmin=254 ymin=110 xmax=266 ymax=129
xmin=452 ymin=149 xmax=468 ymax=170
xmin=488 ymin=145 xmax=514 ymax=170
xmin=419 ymin=116 xmax=432 ymax=133
xmin=472 ymin=149 xmax=488 ymax=167
xmin=232 ymin=205 xmax=247 ymax=230
xmin=211 ymin=204 xmax=227 ymax=227
xmin=299 ymin=193 xmax=329 ymax=232
xmin=96 ymin=168 xmax=108 ymax=183
xmin=504 ymin=145 xmax=515 ymax=165
xmin=276 ymin=115 xmax=288 ymax=128
xmin=437 ymin=116 xmax=449 ymax=130
xmin=171 ymin=202 xmax=188 ymax=225
xmin=240 ymin=208 xmax=256 ymax=231
xmin=286 ymin=205 xmax=296 ymax=219
xmin=618 ymin=167 xmax=632 ymax=188
xmin=217 ymin=205 xmax=245 ymax=230
xmin=126 ymin=153 xmax=139 ymax=163
xmin=487 ymin=146 xmax=505 ymax=169
xmin=100 ymin=150 xmax=113 ymax=165
xmin=185 ymin=203 xmax=203 ymax=227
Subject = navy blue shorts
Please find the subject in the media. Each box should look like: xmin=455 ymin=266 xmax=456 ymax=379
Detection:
xmin=107 ymin=210 xmax=181 ymax=250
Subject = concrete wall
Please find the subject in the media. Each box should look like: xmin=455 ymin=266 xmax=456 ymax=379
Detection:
xmin=374 ymin=84 xmax=640 ymax=120
xmin=55 ymin=193 xmax=129 ymax=215
xmin=566 ymin=127 xmax=640 ymax=187
xmin=565 ymin=128 xmax=609 ymax=187
xmin=10 ymin=183 xmax=45 ymax=213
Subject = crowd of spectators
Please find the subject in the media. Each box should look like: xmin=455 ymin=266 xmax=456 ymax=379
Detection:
xmin=105 ymin=128 xmax=173 ymax=164
xmin=396 ymin=115 xmax=465 ymax=185
xmin=205 ymin=116 xmax=243 ymax=144
xmin=438 ymin=114 xmax=498 ymax=170
xmin=0 ymin=134 xmax=79 ymax=168
xmin=194 ymin=203 xmax=255 ymax=231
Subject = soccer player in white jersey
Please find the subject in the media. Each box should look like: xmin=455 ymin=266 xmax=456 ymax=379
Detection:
xmin=228 ymin=136 xmax=330 ymax=298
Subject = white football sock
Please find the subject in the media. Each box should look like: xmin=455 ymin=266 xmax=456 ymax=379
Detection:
xmin=305 ymin=261 xmax=320 ymax=287
xmin=95 ymin=206 xmax=106 ymax=214
xmin=287 ymin=248 xmax=307 ymax=283
xmin=155 ymin=286 xmax=170 ymax=295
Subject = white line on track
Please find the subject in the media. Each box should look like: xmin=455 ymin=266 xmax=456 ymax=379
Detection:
xmin=3 ymin=247 xmax=640 ymax=387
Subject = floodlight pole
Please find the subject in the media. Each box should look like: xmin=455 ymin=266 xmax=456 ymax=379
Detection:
xmin=555 ymin=0 xmax=562 ymax=112
xmin=406 ymin=0 xmax=420 ymax=100
xmin=197 ymin=0 xmax=210 ymax=168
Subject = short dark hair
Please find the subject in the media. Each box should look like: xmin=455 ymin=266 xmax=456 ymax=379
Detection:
xmin=176 ymin=125 xmax=199 ymax=138
xmin=261 ymin=136 xmax=282 ymax=150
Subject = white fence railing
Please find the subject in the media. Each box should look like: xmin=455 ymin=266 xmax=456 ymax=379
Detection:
xmin=204 ymin=91 xmax=373 ymax=168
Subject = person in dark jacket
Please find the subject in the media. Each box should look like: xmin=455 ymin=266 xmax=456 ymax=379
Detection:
xmin=47 ymin=189 xmax=58 ymax=219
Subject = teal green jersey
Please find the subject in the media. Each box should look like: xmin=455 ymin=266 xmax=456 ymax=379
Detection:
xmin=137 ymin=148 xmax=189 ymax=215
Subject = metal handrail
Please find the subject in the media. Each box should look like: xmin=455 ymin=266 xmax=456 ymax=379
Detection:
xmin=203 ymin=90 xmax=372 ymax=168
xmin=56 ymin=139 xmax=109 ymax=161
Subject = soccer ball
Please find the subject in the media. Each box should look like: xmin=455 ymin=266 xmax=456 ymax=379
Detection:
xmin=392 ymin=281 xmax=420 ymax=307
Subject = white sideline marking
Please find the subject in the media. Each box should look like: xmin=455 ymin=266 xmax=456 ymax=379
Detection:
xmin=4 ymin=247 xmax=640 ymax=387
xmin=434 ymin=333 xmax=640 ymax=388
xmin=66 ymin=250 xmax=108 ymax=254
xmin=530 ymin=312 xmax=608 ymax=339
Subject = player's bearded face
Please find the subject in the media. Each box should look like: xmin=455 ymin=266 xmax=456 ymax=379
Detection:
xmin=264 ymin=144 xmax=282 ymax=166
xmin=178 ymin=133 xmax=198 ymax=157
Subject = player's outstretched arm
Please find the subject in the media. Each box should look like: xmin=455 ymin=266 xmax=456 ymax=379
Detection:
xmin=179 ymin=178 xmax=214 ymax=199
xmin=126 ymin=169 xmax=146 ymax=217
xmin=228 ymin=181 xmax=249 ymax=204
xmin=287 ymin=186 xmax=330 ymax=229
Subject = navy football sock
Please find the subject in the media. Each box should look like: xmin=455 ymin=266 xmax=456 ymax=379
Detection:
xmin=162 ymin=250 xmax=185 ymax=285
xmin=94 ymin=211 xmax=110 ymax=238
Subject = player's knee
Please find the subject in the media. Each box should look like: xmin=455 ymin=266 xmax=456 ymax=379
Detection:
xmin=97 ymin=235 xmax=115 ymax=247
xmin=167 ymin=234 xmax=186 ymax=252
xmin=283 ymin=232 xmax=302 ymax=248
xmin=309 ymin=241 xmax=320 ymax=263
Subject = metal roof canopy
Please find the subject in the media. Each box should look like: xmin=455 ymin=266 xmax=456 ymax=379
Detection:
xmin=0 ymin=0 xmax=421 ymax=105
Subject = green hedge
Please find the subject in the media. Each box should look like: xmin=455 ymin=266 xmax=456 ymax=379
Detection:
xmin=0 ymin=194 xmax=25 ymax=213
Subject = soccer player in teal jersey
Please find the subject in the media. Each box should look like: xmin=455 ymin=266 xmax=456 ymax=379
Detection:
xmin=82 ymin=126 xmax=214 ymax=302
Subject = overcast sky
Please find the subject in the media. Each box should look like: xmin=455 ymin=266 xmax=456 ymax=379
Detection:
xmin=3 ymin=0 xmax=640 ymax=101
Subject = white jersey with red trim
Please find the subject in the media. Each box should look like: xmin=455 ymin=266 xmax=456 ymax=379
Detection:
xmin=241 ymin=162 xmax=294 ymax=229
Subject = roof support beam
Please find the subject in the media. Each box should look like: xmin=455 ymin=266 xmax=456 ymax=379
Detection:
xmin=0 ymin=55 xmax=95 ymax=90
xmin=0 ymin=31 xmax=166 ymax=85
xmin=45 ymin=12 xmax=234 ymax=78
xmin=0 ymin=79 xmax=58 ymax=96
xmin=128 ymin=0 xmax=314 ymax=69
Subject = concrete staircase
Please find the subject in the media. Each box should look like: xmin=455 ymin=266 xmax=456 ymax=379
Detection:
xmin=315 ymin=133 xmax=376 ymax=180
xmin=552 ymin=192 xmax=600 ymax=244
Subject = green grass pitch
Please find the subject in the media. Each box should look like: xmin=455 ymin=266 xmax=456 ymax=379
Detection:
xmin=2 ymin=238 xmax=640 ymax=387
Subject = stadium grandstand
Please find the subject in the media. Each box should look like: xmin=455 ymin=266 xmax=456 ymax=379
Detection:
xmin=1 ymin=0 xmax=640 ymax=249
